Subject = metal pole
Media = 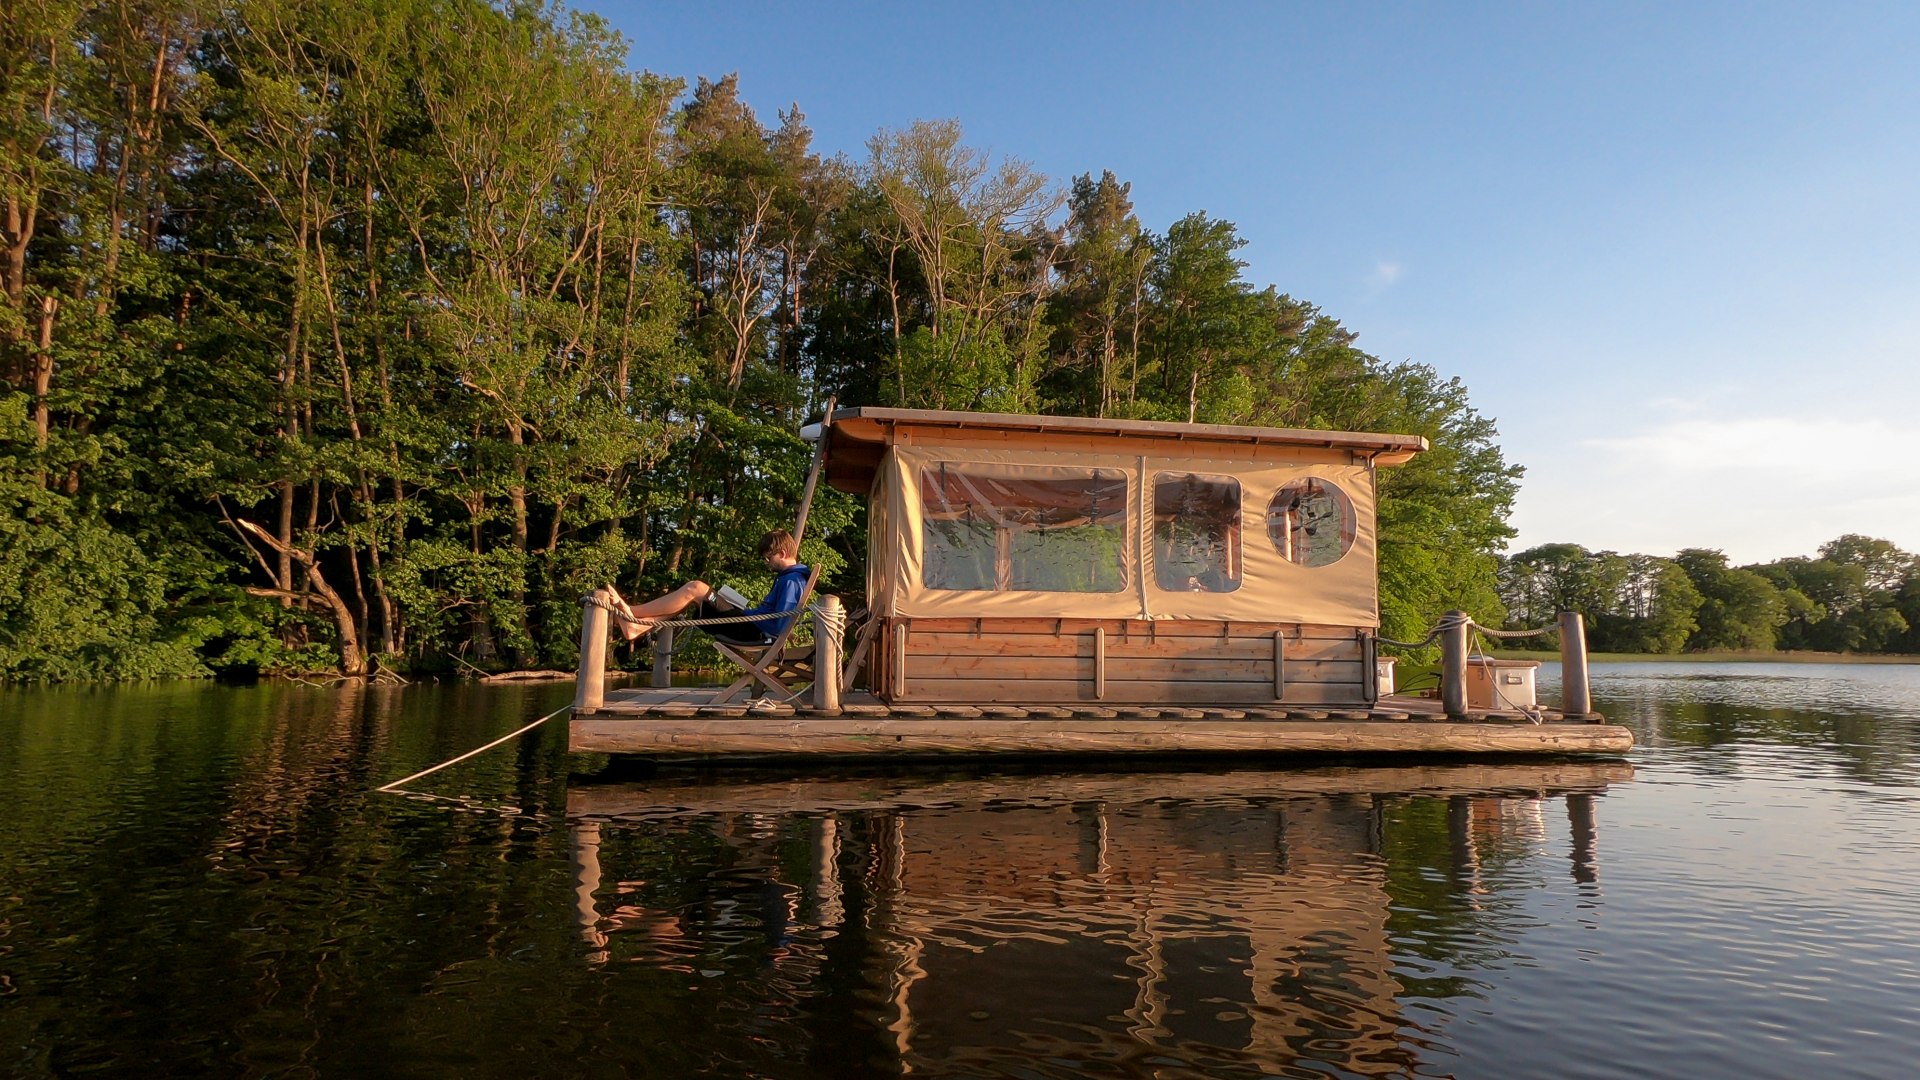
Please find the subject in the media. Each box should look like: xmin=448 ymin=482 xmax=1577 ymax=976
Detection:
xmin=1559 ymin=610 xmax=1592 ymax=718
xmin=1441 ymin=610 xmax=1469 ymax=718
xmin=814 ymin=595 xmax=843 ymax=713
xmin=574 ymin=588 xmax=608 ymax=712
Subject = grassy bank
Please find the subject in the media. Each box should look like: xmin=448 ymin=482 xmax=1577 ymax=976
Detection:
xmin=1490 ymin=649 xmax=1920 ymax=665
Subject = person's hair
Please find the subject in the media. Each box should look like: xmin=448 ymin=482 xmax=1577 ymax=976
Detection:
xmin=758 ymin=529 xmax=797 ymax=560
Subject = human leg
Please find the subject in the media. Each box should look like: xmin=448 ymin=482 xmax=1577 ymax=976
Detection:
xmin=614 ymin=580 xmax=712 ymax=640
xmin=698 ymin=595 xmax=771 ymax=645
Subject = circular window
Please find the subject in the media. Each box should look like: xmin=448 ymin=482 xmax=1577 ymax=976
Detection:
xmin=1266 ymin=479 xmax=1355 ymax=567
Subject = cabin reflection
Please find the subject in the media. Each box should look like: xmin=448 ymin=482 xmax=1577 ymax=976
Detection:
xmin=568 ymin=765 xmax=1628 ymax=1074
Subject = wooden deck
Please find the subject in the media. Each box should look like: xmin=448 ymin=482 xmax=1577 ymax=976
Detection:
xmin=570 ymin=687 xmax=1634 ymax=758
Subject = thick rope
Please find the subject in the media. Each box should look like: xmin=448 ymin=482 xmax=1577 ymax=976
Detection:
xmin=374 ymin=702 xmax=571 ymax=794
xmin=815 ymin=599 xmax=847 ymax=656
xmin=581 ymin=591 xmax=773 ymax=628
xmin=1378 ymin=613 xmax=1555 ymax=722
xmin=581 ymin=590 xmax=840 ymax=632
xmin=376 ymin=596 xmax=846 ymax=800
xmin=1466 ymin=628 xmax=1546 ymax=724
xmin=1376 ymin=612 xmax=1470 ymax=650
xmin=1377 ymin=613 xmax=1559 ymax=649
xmin=583 ymin=590 xmax=848 ymax=639
xmin=1470 ymin=620 xmax=1560 ymax=639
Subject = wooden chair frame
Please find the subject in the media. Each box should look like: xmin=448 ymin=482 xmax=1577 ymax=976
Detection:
xmin=838 ymin=609 xmax=880 ymax=693
xmin=708 ymin=564 xmax=822 ymax=704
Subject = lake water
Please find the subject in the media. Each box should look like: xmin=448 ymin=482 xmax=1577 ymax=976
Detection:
xmin=3 ymin=664 xmax=1918 ymax=1078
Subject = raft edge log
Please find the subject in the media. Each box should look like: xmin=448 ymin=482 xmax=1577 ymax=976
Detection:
xmin=569 ymin=716 xmax=1633 ymax=757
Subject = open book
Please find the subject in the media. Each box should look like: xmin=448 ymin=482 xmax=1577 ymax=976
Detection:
xmin=714 ymin=584 xmax=751 ymax=611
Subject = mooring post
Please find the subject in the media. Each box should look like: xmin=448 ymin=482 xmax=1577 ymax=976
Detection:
xmin=813 ymin=594 xmax=843 ymax=714
xmin=571 ymin=821 xmax=608 ymax=956
xmin=1558 ymin=610 xmax=1592 ymax=718
xmin=1441 ymin=609 xmax=1469 ymax=718
xmin=1567 ymin=793 xmax=1598 ymax=886
xmin=652 ymin=626 xmax=673 ymax=689
xmin=574 ymin=588 xmax=608 ymax=712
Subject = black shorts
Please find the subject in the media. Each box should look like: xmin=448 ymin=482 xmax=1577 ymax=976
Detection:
xmin=698 ymin=597 xmax=771 ymax=645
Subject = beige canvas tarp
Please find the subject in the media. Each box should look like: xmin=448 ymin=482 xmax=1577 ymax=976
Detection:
xmin=868 ymin=444 xmax=1380 ymax=627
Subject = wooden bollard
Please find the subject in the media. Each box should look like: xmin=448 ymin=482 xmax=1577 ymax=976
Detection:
xmin=1559 ymin=610 xmax=1592 ymax=718
xmin=574 ymin=587 xmax=609 ymax=712
xmin=1440 ymin=609 xmax=1469 ymax=719
xmin=652 ymin=626 xmax=674 ymax=689
xmin=813 ymin=595 xmax=843 ymax=713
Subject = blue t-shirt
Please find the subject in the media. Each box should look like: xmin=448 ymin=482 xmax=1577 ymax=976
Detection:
xmin=743 ymin=563 xmax=810 ymax=637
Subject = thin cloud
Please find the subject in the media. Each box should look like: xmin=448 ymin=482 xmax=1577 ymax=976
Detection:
xmin=1369 ymin=260 xmax=1403 ymax=287
xmin=1583 ymin=415 xmax=1900 ymax=477
xmin=1515 ymin=413 xmax=1920 ymax=562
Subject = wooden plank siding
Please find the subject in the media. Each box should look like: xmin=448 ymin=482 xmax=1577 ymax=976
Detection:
xmin=887 ymin=617 xmax=1372 ymax=705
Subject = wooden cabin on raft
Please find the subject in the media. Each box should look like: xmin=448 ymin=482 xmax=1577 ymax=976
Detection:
xmin=570 ymin=407 xmax=1632 ymax=758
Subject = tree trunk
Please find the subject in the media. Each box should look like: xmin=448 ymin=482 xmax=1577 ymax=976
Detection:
xmin=30 ymin=295 xmax=56 ymax=484
xmin=238 ymin=520 xmax=366 ymax=676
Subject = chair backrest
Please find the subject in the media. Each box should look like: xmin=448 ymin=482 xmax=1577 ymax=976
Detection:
xmin=775 ymin=564 xmax=823 ymax=644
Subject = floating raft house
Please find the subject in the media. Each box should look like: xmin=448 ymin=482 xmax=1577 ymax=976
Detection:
xmin=571 ymin=408 xmax=1632 ymax=759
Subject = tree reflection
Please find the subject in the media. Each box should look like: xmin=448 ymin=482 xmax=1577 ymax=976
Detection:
xmin=572 ymin=764 xmax=1629 ymax=1077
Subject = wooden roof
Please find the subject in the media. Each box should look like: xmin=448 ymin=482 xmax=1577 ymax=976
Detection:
xmin=822 ymin=407 xmax=1428 ymax=493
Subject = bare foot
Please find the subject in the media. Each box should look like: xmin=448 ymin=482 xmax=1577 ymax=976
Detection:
xmin=602 ymin=587 xmax=651 ymax=642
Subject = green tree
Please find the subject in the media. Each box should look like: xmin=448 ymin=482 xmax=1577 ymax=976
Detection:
xmin=1676 ymin=549 xmax=1786 ymax=651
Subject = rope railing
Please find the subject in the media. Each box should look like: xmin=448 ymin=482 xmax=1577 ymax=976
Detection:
xmin=575 ymin=586 xmax=854 ymax=711
xmin=1377 ymin=613 xmax=1557 ymax=650
xmin=575 ymin=592 xmax=1596 ymax=722
xmin=1375 ymin=612 xmax=1469 ymax=650
xmin=1468 ymin=620 xmax=1560 ymax=640
xmin=581 ymin=591 xmax=788 ymax=630
xmin=582 ymin=590 xmax=845 ymax=634
xmin=1377 ymin=609 xmax=1593 ymax=722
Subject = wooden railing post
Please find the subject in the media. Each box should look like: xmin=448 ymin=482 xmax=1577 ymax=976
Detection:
xmin=1441 ymin=610 xmax=1469 ymax=719
xmin=574 ymin=588 xmax=609 ymax=712
xmin=652 ymin=626 xmax=674 ymax=689
xmin=813 ymin=595 xmax=843 ymax=714
xmin=1559 ymin=610 xmax=1592 ymax=718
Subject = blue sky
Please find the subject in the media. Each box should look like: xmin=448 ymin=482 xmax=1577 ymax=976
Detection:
xmin=598 ymin=1 xmax=1920 ymax=565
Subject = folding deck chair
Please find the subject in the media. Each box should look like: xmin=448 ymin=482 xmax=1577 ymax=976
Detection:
xmin=707 ymin=563 xmax=822 ymax=704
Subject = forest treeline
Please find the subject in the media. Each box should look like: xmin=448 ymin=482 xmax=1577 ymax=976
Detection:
xmin=0 ymin=0 xmax=1521 ymax=680
xmin=1501 ymin=535 xmax=1920 ymax=655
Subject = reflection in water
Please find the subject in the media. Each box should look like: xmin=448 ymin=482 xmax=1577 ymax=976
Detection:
xmin=568 ymin=766 xmax=1630 ymax=1078
xmin=8 ymin=671 xmax=1920 ymax=1078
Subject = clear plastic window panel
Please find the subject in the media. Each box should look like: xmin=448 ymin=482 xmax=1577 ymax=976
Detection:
xmin=1153 ymin=472 xmax=1242 ymax=592
xmin=1265 ymin=478 xmax=1357 ymax=567
xmin=919 ymin=465 xmax=1129 ymax=593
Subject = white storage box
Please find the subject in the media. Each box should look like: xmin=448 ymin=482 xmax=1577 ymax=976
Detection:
xmin=1464 ymin=657 xmax=1538 ymax=710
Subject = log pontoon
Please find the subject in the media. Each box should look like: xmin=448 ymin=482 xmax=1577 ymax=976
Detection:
xmin=571 ymin=408 xmax=1631 ymax=759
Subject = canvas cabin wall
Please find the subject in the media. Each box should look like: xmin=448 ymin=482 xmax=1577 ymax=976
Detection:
xmin=822 ymin=409 xmax=1426 ymax=706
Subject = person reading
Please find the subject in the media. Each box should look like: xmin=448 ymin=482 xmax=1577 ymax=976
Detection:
xmin=610 ymin=529 xmax=809 ymax=646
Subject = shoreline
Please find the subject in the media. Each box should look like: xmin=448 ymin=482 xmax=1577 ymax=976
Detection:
xmin=1491 ymin=649 xmax=1920 ymax=666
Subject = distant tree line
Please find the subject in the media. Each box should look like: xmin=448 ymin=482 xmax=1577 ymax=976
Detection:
xmin=2 ymin=0 xmax=1518 ymax=681
xmin=1501 ymin=535 xmax=1920 ymax=654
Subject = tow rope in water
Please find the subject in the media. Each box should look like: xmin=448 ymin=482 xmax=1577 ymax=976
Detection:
xmin=375 ymin=596 xmax=844 ymax=796
xmin=375 ymin=701 xmax=573 ymax=795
